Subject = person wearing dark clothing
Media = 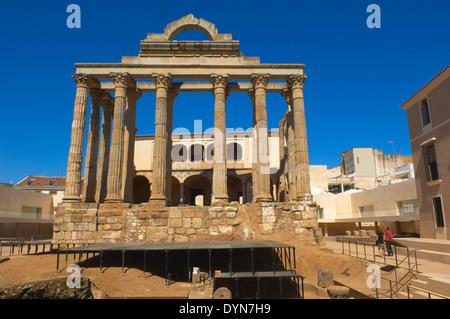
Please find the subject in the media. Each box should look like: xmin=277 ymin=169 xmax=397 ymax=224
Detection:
xmin=376 ymin=230 xmax=384 ymax=256
xmin=384 ymin=227 xmax=394 ymax=256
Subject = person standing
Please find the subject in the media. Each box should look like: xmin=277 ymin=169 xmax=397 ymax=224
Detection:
xmin=384 ymin=227 xmax=394 ymax=256
xmin=376 ymin=230 xmax=384 ymax=256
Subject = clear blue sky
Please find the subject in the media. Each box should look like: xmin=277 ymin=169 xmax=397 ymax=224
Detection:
xmin=0 ymin=0 xmax=449 ymax=184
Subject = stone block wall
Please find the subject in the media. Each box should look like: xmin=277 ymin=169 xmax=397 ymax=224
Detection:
xmin=53 ymin=201 xmax=318 ymax=244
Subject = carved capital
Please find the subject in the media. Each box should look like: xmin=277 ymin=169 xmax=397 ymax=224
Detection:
xmin=281 ymin=89 xmax=292 ymax=104
xmin=152 ymin=73 xmax=172 ymax=89
xmin=248 ymin=88 xmax=255 ymax=101
xmin=167 ymin=89 xmax=178 ymax=103
xmin=110 ymin=72 xmax=132 ymax=88
xmin=72 ymin=73 xmax=93 ymax=86
xmin=210 ymin=74 xmax=229 ymax=89
xmin=287 ymin=74 xmax=307 ymax=90
xmin=89 ymin=88 xmax=104 ymax=103
xmin=250 ymin=73 xmax=270 ymax=89
xmin=127 ymin=88 xmax=143 ymax=100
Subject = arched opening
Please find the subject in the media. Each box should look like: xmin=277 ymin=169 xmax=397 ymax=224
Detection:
xmin=190 ymin=144 xmax=205 ymax=162
xmin=227 ymin=175 xmax=242 ymax=203
xmin=205 ymin=143 xmax=214 ymax=162
xmin=227 ymin=142 xmax=243 ymax=161
xmin=171 ymin=176 xmax=181 ymax=205
xmin=133 ymin=175 xmax=151 ymax=204
xmin=183 ymin=174 xmax=212 ymax=206
xmin=171 ymin=29 xmax=212 ymax=41
xmin=172 ymin=144 xmax=188 ymax=162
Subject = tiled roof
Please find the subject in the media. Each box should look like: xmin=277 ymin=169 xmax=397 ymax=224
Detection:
xmin=16 ymin=176 xmax=66 ymax=187
xmin=400 ymin=64 xmax=450 ymax=109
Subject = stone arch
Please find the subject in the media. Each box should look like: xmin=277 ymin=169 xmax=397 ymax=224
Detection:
xmin=164 ymin=14 xmax=218 ymax=41
xmin=172 ymin=144 xmax=188 ymax=162
xmin=183 ymin=174 xmax=212 ymax=206
xmin=133 ymin=175 xmax=151 ymax=204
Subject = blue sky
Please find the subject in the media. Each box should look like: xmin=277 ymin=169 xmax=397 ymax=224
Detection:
xmin=0 ymin=0 xmax=449 ymax=184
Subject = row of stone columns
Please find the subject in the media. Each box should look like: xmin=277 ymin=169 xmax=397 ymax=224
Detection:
xmin=63 ymin=72 xmax=311 ymax=205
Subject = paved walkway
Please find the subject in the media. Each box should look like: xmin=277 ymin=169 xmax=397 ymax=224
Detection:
xmin=324 ymin=237 xmax=450 ymax=274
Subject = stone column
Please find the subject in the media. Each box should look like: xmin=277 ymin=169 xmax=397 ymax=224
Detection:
xmin=82 ymin=88 xmax=102 ymax=202
xmin=250 ymin=73 xmax=272 ymax=202
xmin=122 ymin=89 xmax=142 ymax=203
xmin=180 ymin=182 xmax=185 ymax=205
xmin=105 ymin=72 xmax=131 ymax=203
xmin=248 ymin=89 xmax=259 ymax=201
xmin=165 ymin=89 xmax=177 ymax=205
xmin=149 ymin=73 xmax=172 ymax=205
xmin=63 ymin=73 xmax=92 ymax=202
xmin=282 ymin=89 xmax=297 ymax=201
xmin=210 ymin=74 xmax=229 ymax=203
xmin=287 ymin=74 xmax=311 ymax=201
xmin=95 ymin=97 xmax=113 ymax=203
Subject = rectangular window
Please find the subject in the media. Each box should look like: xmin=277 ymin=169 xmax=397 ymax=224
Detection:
xmin=360 ymin=205 xmax=375 ymax=217
xmin=423 ymin=143 xmax=439 ymax=181
xmin=420 ymin=98 xmax=431 ymax=126
xmin=318 ymin=208 xmax=324 ymax=219
xmin=397 ymin=199 xmax=419 ymax=215
xmin=432 ymin=196 xmax=445 ymax=228
xmin=21 ymin=206 xmax=42 ymax=219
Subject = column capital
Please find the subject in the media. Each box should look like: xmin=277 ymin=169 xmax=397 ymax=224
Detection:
xmin=110 ymin=72 xmax=132 ymax=88
xmin=210 ymin=73 xmax=229 ymax=89
xmin=72 ymin=73 xmax=93 ymax=87
xmin=127 ymin=88 xmax=143 ymax=100
xmin=89 ymin=88 xmax=104 ymax=103
xmin=167 ymin=89 xmax=178 ymax=103
xmin=152 ymin=73 xmax=172 ymax=89
xmin=101 ymin=94 xmax=115 ymax=111
xmin=248 ymin=88 xmax=255 ymax=100
xmin=250 ymin=73 xmax=270 ymax=89
xmin=287 ymin=74 xmax=307 ymax=89
xmin=281 ymin=88 xmax=292 ymax=110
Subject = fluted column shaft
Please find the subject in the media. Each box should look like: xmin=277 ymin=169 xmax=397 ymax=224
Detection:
xmin=105 ymin=72 xmax=131 ymax=203
xmin=63 ymin=73 xmax=92 ymax=202
xmin=211 ymin=74 xmax=229 ymax=202
xmin=287 ymin=74 xmax=311 ymax=201
xmin=95 ymin=98 xmax=113 ymax=203
xmin=82 ymin=88 xmax=102 ymax=202
xmin=150 ymin=73 xmax=172 ymax=205
xmin=165 ymin=89 xmax=177 ymax=204
xmin=122 ymin=89 xmax=142 ymax=203
xmin=250 ymin=74 xmax=272 ymax=202
xmin=282 ymin=89 xmax=297 ymax=201
xmin=248 ymin=89 xmax=259 ymax=201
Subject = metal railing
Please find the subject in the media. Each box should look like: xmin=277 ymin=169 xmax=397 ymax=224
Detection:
xmin=339 ymin=239 xmax=422 ymax=299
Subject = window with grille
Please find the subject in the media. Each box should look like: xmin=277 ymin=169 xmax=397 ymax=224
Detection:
xmin=423 ymin=143 xmax=439 ymax=181
xmin=432 ymin=196 xmax=445 ymax=228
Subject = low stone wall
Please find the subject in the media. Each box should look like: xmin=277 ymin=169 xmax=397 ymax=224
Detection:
xmin=53 ymin=200 xmax=319 ymax=244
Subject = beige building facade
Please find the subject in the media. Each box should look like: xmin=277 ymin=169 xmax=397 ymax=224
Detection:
xmin=400 ymin=64 xmax=450 ymax=240
xmin=0 ymin=184 xmax=54 ymax=240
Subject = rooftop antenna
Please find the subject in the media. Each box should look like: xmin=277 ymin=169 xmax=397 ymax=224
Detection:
xmin=387 ymin=139 xmax=396 ymax=154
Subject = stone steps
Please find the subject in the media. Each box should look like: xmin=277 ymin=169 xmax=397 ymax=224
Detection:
xmin=398 ymin=273 xmax=450 ymax=299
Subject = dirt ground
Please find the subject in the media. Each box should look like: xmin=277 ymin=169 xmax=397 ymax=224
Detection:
xmin=0 ymin=239 xmax=382 ymax=299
